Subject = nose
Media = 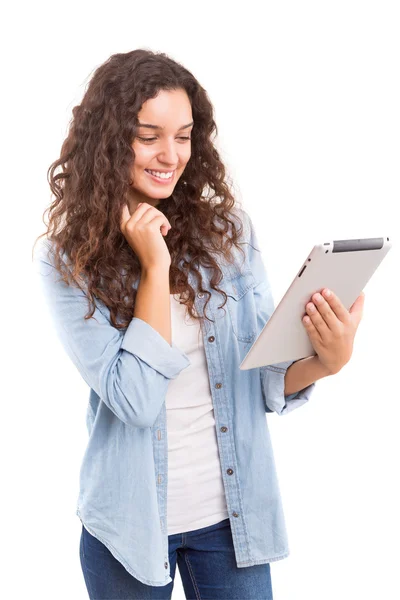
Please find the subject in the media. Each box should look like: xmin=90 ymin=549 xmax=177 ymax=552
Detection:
xmin=158 ymin=138 xmax=179 ymax=166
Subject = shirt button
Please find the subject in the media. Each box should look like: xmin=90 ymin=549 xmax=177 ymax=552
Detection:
xmin=227 ymin=468 xmax=234 ymax=475
xmin=164 ymin=561 xmax=168 ymax=569
xmin=208 ymin=336 xmax=215 ymax=342
xmin=220 ymin=426 xmax=228 ymax=432
xmin=197 ymin=292 xmax=204 ymax=298
xmin=215 ymin=383 xmax=222 ymax=389
xmin=232 ymin=512 xmax=239 ymax=517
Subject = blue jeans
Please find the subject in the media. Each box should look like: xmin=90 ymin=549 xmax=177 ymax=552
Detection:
xmin=80 ymin=517 xmax=274 ymax=599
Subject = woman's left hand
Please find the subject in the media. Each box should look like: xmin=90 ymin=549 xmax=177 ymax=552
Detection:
xmin=303 ymin=288 xmax=365 ymax=375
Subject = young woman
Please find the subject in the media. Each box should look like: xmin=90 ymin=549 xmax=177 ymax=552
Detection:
xmin=33 ymin=49 xmax=364 ymax=600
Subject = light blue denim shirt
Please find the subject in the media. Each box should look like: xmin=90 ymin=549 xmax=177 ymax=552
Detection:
xmin=33 ymin=207 xmax=316 ymax=587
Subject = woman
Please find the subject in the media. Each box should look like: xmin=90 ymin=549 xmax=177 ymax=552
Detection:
xmin=33 ymin=49 xmax=364 ymax=599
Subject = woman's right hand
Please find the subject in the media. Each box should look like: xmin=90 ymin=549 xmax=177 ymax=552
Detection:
xmin=120 ymin=202 xmax=172 ymax=271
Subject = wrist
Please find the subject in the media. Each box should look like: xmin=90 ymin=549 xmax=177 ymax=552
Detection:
xmin=311 ymin=355 xmax=334 ymax=377
xmin=141 ymin=264 xmax=170 ymax=277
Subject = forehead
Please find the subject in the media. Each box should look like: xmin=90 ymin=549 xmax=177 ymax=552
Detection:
xmin=137 ymin=89 xmax=193 ymax=126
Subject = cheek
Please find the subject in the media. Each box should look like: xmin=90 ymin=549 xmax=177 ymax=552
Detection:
xmin=132 ymin=145 xmax=156 ymax=169
xmin=181 ymin=147 xmax=191 ymax=166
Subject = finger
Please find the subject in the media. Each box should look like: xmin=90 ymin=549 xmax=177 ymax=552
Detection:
xmin=140 ymin=208 xmax=171 ymax=229
xmin=128 ymin=204 xmax=157 ymax=229
xmin=303 ymin=314 xmax=323 ymax=344
xmin=147 ymin=215 xmax=172 ymax=233
xmin=311 ymin=292 xmax=342 ymax=333
xmin=136 ymin=205 xmax=158 ymax=224
xmin=321 ymin=288 xmax=351 ymax=324
xmin=305 ymin=301 xmax=330 ymax=338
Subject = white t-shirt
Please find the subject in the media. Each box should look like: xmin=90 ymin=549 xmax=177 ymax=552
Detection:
xmin=165 ymin=293 xmax=229 ymax=535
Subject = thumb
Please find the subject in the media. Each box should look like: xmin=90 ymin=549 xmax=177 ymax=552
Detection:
xmin=349 ymin=291 xmax=365 ymax=323
xmin=120 ymin=204 xmax=131 ymax=231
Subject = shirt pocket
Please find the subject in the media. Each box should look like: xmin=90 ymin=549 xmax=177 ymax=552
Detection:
xmin=223 ymin=269 xmax=258 ymax=342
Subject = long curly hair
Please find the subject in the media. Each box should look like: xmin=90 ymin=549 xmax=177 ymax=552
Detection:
xmin=32 ymin=48 xmax=249 ymax=329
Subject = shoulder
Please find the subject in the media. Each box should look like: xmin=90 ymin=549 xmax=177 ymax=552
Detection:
xmin=33 ymin=236 xmax=63 ymax=267
xmin=228 ymin=205 xmax=252 ymax=243
xmin=32 ymin=237 xmax=89 ymax=290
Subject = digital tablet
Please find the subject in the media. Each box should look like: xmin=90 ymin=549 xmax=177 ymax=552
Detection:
xmin=239 ymin=236 xmax=392 ymax=370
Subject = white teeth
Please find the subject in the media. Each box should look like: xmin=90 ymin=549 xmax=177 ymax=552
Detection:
xmin=147 ymin=169 xmax=173 ymax=179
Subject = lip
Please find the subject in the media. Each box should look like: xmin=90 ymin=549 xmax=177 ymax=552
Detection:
xmin=145 ymin=168 xmax=177 ymax=174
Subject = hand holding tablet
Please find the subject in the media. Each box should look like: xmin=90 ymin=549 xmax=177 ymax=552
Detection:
xmin=300 ymin=286 xmax=365 ymax=375
xmin=239 ymin=236 xmax=392 ymax=370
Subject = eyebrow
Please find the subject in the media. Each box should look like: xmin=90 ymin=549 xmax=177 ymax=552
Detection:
xmin=137 ymin=121 xmax=194 ymax=131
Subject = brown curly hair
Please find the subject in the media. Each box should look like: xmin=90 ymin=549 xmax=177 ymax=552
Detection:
xmin=32 ymin=48 xmax=250 ymax=329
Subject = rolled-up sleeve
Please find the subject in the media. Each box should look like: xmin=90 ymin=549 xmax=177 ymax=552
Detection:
xmin=33 ymin=240 xmax=191 ymax=429
xmin=261 ymin=360 xmax=315 ymax=415
xmin=121 ymin=317 xmax=190 ymax=378
xmin=239 ymin=209 xmax=317 ymax=415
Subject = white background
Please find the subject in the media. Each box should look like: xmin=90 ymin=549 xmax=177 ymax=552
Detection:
xmin=3 ymin=1 xmax=399 ymax=598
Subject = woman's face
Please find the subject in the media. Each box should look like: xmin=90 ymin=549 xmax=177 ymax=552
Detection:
xmin=130 ymin=88 xmax=193 ymax=209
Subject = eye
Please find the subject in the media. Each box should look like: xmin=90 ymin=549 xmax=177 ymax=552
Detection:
xmin=136 ymin=136 xmax=191 ymax=143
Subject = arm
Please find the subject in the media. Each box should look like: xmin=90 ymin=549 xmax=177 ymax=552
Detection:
xmin=34 ymin=240 xmax=190 ymax=429
xmin=284 ymin=355 xmax=331 ymax=395
xmin=241 ymin=209 xmax=318 ymax=415
xmin=134 ymin=266 xmax=172 ymax=345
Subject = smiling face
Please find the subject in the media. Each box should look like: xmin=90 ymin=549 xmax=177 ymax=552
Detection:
xmin=129 ymin=88 xmax=193 ymax=209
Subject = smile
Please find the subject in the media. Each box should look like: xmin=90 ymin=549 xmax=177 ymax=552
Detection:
xmin=145 ymin=169 xmax=174 ymax=181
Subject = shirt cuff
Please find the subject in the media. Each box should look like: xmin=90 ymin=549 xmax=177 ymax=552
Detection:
xmin=261 ymin=360 xmax=316 ymax=415
xmin=120 ymin=317 xmax=191 ymax=379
